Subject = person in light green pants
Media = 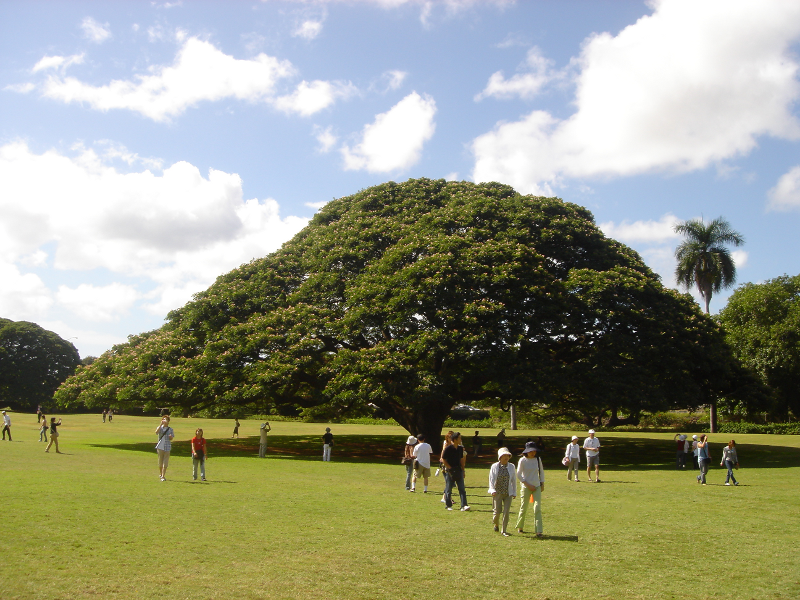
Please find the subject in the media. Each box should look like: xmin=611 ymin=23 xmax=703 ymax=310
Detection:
xmin=515 ymin=441 xmax=544 ymax=536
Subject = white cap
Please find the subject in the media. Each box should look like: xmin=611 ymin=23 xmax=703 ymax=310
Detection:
xmin=588 ymin=429 xmax=595 ymax=434
xmin=497 ymin=447 xmax=512 ymax=459
xmin=692 ymin=435 xmax=698 ymax=439
xmin=571 ymin=435 xmax=579 ymax=440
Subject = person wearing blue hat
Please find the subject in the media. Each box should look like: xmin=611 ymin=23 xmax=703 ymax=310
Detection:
xmin=515 ymin=441 xmax=545 ymax=536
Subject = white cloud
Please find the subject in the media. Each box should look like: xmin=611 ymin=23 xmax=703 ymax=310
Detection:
xmin=305 ymin=200 xmax=329 ymax=210
xmin=38 ymin=37 xmax=354 ymax=121
xmin=4 ymin=83 xmax=35 ymax=93
xmin=445 ymin=172 xmax=458 ymax=181
xmin=81 ymin=17 xmax=112 ymax=44
xmin=731 ymin=250 xmax=749 ymax=269
xmin=0 ymin=141 xmax=308 ymax=329
xmin=768 ymin=165 xmax=800 ymax=210
xmin=57 ymin=283 xmax=139 ymax=322
xmin=273 ymin=80 xmax=356 ymax=116
xmin=472 ymin=0 xmax=800 ymax=195
xmin=313 ymin=125 xmax=338 ymax=153
xmin=475 ymin=47 xmax=556 ymax=101
xmin=293 ymin=19 xmax=324 ymax=40
xmin=599 ymin=214 xmax=680 ymax=244
xmin=341 ymin=91 xmax=436 ymax=173
xmin=32 ymin=53 xmax=85 ymax=73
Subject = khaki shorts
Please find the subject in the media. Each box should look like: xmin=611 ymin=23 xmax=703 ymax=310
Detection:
xmin=587 ymin=454 xmax=600 ymax=467
xmin=414 ymin=465 xmax=431 ymax=478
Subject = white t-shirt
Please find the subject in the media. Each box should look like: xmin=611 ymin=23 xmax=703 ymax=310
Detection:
xmin=565 ymin=442 xmax=581 ymax=459
xmin=413 ymin=442 xmax=433 ymax=468
xmin=259 ymin=424 xmax=270 ymax=443
xmin=583 ymin=436 xmax=600 ymax=456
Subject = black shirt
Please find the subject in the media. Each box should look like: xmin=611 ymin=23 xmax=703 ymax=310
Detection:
xmin=442 ymin=445 xmax=464 ymax=473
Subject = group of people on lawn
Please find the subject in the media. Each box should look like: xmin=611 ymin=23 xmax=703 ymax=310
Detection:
xmin=402 ymin=429 xmax=603 ymax=537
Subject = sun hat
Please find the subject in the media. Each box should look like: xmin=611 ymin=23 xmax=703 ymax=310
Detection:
xmin=571 ymin=435 xmax=579 ymax=440
xmin=497 ymin=447 xmax=512 ymax=459
xmin=679 ymin=435 xmax=686 ymax=440
xmin=406 ymin=435 xmax=418 ymax=445
xmin=588 ymin=429 xmax=595 ymax=434
xmin=520 ymin=441 xmax=540 ymax=455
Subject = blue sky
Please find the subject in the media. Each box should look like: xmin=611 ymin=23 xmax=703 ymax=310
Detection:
xmin=2 ymin=0 xmax=799 ymax=358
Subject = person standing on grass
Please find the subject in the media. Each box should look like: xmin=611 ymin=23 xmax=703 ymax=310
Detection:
xmin=583 ymin=429 xmax=601 ymax=482
xmin=39 ymin=414 xmax=48 ymax=442
xmin=259 ymin=421 xmax=271 ymax=458
xmin=441 ymin=431 xmax=470 ymax=511
xmin=108 ymin=409 xmax=113 ymax=422
xmin=488 ymin=447 xmax=516 ymax=536
xmin=2 ymin=410 xmax=11 ymax=441
xmin=674 ymin=434 xmax=687 ymax=469
xmin=565 ymin=436 xmax=580 ymax=482
xmin=232 ymin=418 xmax=240 ymax=439
xmin=36 ymin=406 xmax=42 ymax=423
xmin=696 ymin=434 xmax=711 ymax=485
xmin=515 ymin=441 xmax=544 ymax=536
xmin=691 ymin=435 xmax=699 ymax=469
xmin=496 ymin=428 xmax=506 ymax=450
xmin=411 ymin=434 xmax=433 ymax=493
xmin=191 ymin=428 xmax=207 ymax=482
xmin=472 ymin=431 xmax=482 ymax=457
xmin=720 ymin=440 xmax=739 ymax=486
xmin=102 ymin=409 xmax=107 ymax=423
xmin=44 ymin=417 xmax=62 ymax=453
xmin=155 ymin=416 xmax=174 ymax=481
xmin=403 ymin=435 xmax=417 ymax=490
xmin=322 ymin=427 xmax=333 ymax=461
xmin=439 ymin=431 xmax=454 ymax=503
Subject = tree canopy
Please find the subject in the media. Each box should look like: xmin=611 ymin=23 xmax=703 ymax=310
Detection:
xmin=674 ymin=217 xmax=744 ymax=314
xmin=0 ymin=318 xmax=81 ymax=410
xmin=56 ymin=179 xmax=739 ymax=443
xmin=718 ymin=274 xmax=800 ymax=419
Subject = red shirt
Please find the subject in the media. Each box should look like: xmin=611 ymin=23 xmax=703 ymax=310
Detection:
xmin=192 ymin=436 xmax=206 ymax=456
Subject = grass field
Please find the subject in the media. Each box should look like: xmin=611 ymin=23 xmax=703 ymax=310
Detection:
xmin=1 ymin=413 xmax=799 ymax=600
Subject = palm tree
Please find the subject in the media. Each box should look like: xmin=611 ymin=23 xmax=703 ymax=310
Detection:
xmin=674 ymin=217 xmax=744 ymax=314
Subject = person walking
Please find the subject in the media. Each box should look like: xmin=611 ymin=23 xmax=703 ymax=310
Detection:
xmin=472 ymin=431 xmax=482 ymax=457
xmin=488 ymin=447 xmax=517 ymax=536
xmin=411 ymin=434 xmax=433 ymax=493
xmin=191 ymin=428 xmax=207 ymax=482
xmin=39 ymin=414 xmax=48 ymax=442
xmin=107 ymin=409 xmax=113 ymax=422
xmin=259 ymin=421 xmax=271 ymax=457
xmin=44 ymin=417 xmax=62 ymax=453
xmin=691 ymin=435 xmax=699 ymax=469
xmin=2 ymin=411 xmax=11 ymax=441
xmin=515 ymin=441 xmax=545 ymax=536
xmin=720 ymin=439 xmax=739 ymax=486
xmin=583 ymin=429 xmax=601 ymax=482
xmin=441 ymin=431 xmax=469 ymax=511
xmin=155 ymin=416 xmax=174 ymax=481
xmin=102 ymin=409 xmax=107 ymax=423
xmin=403 ymin=435 xmax=417 ymax=490
xmin=696 ymin=434 xmax=711 ymax=485
xmin=322 ymin=427 xmax=333 ymax=461
xmin=438 ymin=431 xmax=454 ymax=503
xmin=565 ymin=435 xmax=581 ymax=481
xmin=232 ymin=418 xmax=240 ymax=439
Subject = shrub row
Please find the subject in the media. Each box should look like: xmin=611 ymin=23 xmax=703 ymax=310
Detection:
xmin=717 ymin=422 xmax=800 ymax=435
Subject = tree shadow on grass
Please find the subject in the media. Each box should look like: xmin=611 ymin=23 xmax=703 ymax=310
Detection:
xmin=89 ymin=433 xmax=800 ymax=471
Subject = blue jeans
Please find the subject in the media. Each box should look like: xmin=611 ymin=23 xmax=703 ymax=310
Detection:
xmin=697 ymin=458 xmax=710 ymax=483
xmin=192 ymin=456 xmax=205 ymax=480
xmin=444 ymin=470 xmax=468 ymax=508
xmin=405 ymin=462 xmax=414 ymax=489
xmin=724 ymin=459 xmax=737 ymax=484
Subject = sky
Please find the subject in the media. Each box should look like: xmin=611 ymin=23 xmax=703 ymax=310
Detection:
xmin=2 ymin=0 xmax=800 ymax=359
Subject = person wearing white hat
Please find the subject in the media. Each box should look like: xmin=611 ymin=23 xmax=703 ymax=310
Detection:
xmin=565 ymin=435 xmax=581 ymax=481
xmin=691 ymin=435 xmax=699 ymax=470
xmin=583 ymin=430 xmax=601 ymax=482
xmin=403 ymin=435 xmax=417 ymax=490
xmin=488 ymin=447 xmax=516 ymax=536
xmin=411 ymin=434 xmax=433 ymax=493
xmin=673 ymin=433 xmax=687 ymax=469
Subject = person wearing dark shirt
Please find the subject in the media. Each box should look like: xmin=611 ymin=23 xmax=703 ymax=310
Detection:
xmin=322 ymin=428 xmax=334 ymax=461
xmin=441 ymin=431 xmax=470 ymax=511
xmin=472 ymin=431 xmax=482 ymax=457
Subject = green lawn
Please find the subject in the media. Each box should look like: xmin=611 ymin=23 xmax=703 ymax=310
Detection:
xmin=1 ymin=413 xmax=799 ymax=600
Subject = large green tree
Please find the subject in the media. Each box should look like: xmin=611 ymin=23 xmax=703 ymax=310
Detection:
xmin=718 ymin=274 xmax=800 ymax=419
xmin=0 ymin=319 xmax=81 ymax=410
xmin=57 ymin=179 xmax=738 ymax=444
xmin=674 ymin=217 xmax=744 ymax=314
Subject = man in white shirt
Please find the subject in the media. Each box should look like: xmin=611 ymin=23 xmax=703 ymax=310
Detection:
xmin=2 ymin=411 xmax=10 ymax=441
xmin=411 ymin=434 xmax=433 ymax=493
xmin=259 ymin=421 xmax=271 ymax=457
xmin=583 ymin=429 xmax=601 ymax=482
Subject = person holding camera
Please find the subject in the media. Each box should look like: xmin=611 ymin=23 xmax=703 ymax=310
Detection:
xmin=192 ymin=428 xmax=207 ymax=482
xmin=155 ymin=416 xmax=174 ymax=481
xmin=696 ymin=434 xmax=711 ymax=485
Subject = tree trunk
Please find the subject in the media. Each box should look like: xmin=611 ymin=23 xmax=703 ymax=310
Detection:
xmin=709 ymin=400 xmax=717 ymax=433
xmin=510 ymin=402 xmax=517 ymax=430
xmin=378 ymin=398 xmax=452 ymax=453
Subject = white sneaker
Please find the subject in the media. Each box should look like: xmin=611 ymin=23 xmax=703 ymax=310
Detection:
xmin=441 ymin=498 xmax=446 ymax=503
xmin=725 ymin=482 xmax=731 ymax=486
xmin=446 ymin=507 xmax=453 ymax=511
xmin=461 ymin=506 xmax=471 ymax=511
